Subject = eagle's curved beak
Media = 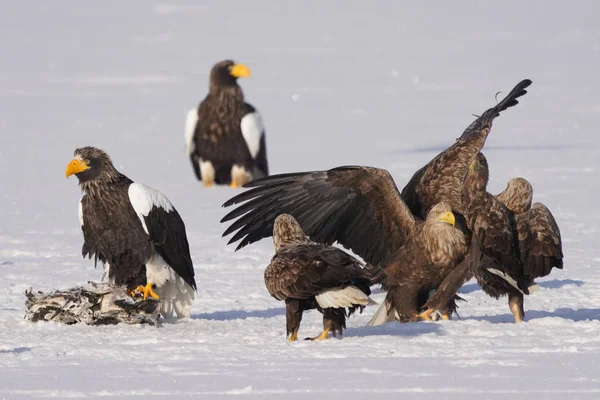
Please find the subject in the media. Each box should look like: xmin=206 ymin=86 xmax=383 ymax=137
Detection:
xmin=437 ymin=210 xmax=456 ymax=226
xmin=66 ymin=158 xmax=89 ymax=178
xmin=229 ymin=64 xmax=251 ymax=78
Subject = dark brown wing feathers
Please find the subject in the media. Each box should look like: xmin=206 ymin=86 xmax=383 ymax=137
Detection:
xmin=517 ymin=202 xmax=564 ymax=277
xmin=222 ymin=166 xmax=415 ymax=267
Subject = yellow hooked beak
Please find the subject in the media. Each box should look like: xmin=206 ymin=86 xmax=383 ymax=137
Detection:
xmin=65 ymin=158 xmax=89 ymax=178
xmin=229 ymin=63 xmax=251 ymax=78
xmin=437 ymin=210 xmax=456 ymax=226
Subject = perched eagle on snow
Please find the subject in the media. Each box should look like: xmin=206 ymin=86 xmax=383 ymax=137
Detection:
xmin=265 ymin=214 xmax=373 ymax=341
xmin=185 ymin=59 xmax=269 ymax=188
xmin=424 ymin=153 xmax=563 ymax=323
xmin=65 ymin=146 xmax=197 ymax=319
xmin=220 ymin=79 xmax=532 ymax=323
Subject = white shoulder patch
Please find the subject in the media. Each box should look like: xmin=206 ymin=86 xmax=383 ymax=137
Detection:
xmin=128 ymin=183 xmax=174 ymax=234
xmin=240 ymin=111 xmax=264 ymax=158
xmin=78 ymin=198 xmax=84 ymax=226
xmin=184 ymin=108 xmax=198 ymax=155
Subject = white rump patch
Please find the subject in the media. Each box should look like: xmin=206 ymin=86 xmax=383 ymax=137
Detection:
xmin=128 ymin=183 xmax=174 ymax=234
xmin=184 ymin=108 xmax=198 ymax=155
xmin=315 ymin=286 xmax=370 ymax=309
xmin=78 ymin=198 xmax=84 ymax=226
xmin=367 ymin=301 xmax=399 ymax=326
xmin=240 ymin=111 xmax=264 ymax=158
xmin=146 ymin=254 xmax=195 ymax=319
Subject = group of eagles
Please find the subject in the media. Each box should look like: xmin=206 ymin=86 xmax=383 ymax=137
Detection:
xmin=65 ymin=60 xmax=563 ymax=341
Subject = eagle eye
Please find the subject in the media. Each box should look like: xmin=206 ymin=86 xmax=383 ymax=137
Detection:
xmin=85 ymin=159 xmax=91 ymax=165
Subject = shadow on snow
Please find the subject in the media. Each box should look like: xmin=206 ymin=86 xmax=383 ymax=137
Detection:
xmin=458 ymin=279 xmax=584 ymax=295
xmin=192 ymin=307 xmax=285 ymax=321
xmin=464 ymin=307 xmax=600 ymax=324
xmin=345 ymin=320 xmax=443 ymax=338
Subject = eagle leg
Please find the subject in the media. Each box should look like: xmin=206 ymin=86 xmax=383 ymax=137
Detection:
xmin=285 ymin=299 xmax=303 ymax=342
xmin=414 ymin=308 xmax=435 ymax=321
xmin=132 ymin=282 xmax=160 ymax=300
xmin=306 ymin=327 xmax=330 ymax=341
xmin=203 ymin=180 xmax=214 ymax=187
xmin=508 ymin=292 xmax=525 ymax=323
xmin=229 ymin=181 xmax=239 ymax=188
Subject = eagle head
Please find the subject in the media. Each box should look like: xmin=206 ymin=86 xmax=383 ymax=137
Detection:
xmin=273 ymin=214 xmax=309 ymax=251
xmin=427 ymin=202 xmax=456 ymax=226
xmin=497 ymin=177 xmax=533 ymax=215
xmin=65 ymin=146 xmax=119 ymax=185
xmin=210 ymin=60 xmax=251 ymax=88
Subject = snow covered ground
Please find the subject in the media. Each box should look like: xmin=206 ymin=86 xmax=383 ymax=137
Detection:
xmin=1 ymin=1 xmax=600 ymax=398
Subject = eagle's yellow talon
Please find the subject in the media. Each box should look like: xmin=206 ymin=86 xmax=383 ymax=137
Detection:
xmin=441 ymin=314 xmax=451 ymax=321
xmin=288 ymin=329 xmax=299 ymax=342
xmin=203 ymin=180 xmax=214 ymax=187
xmin=134 ymin=282 xmax=159 ymax=300
xmin=308 ymin=328 xmax=330 ymax=341
xmin=415 ymin=309 xmax=434 ymax=321
xmin=229 ymin=181 xmax=239 ymax=188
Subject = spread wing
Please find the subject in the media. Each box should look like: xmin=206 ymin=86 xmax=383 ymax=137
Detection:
xmin=128 ymin=183 xmax=197 ymax=291
xmin=222 ymin=166 xmax=416 ymax=267
xmin=517 ymin=202 xmax=564 ymax=278
xmin=264 ymin=243 xmax=369 ymax=301
xmin=401 ymin=79 xmax=532 ymax=218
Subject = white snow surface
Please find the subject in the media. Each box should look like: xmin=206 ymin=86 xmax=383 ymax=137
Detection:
xmin=1 ymin=1 xmax=600 ymax=399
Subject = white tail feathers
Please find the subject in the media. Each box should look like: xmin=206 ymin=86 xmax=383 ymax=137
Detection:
xmin=486 ymin=268 xmax=538 ymax=295
xmin=315 ymin=286 xmax=371 ymax=309
xmin=155 ymin=275 xmax=195 ymax=319
xmin=367 ymin=300 xmax=399 ymax=326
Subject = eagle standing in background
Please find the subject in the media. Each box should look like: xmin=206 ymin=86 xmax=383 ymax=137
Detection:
xmin=265 ymin=214 xmax=374 ymax=341
xmin=66 ymin=147 xmax=197 ymax=319
xmin=185 ymin=60 xmax=269 ymax=188
xmin=424 ymin=154 xmax=564 ymax=322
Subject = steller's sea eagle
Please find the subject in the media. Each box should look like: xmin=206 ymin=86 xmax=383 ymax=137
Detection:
xmin=266 ymin=214 xmax=373 ymax=341
xmin=185 ymin=59 xmax=269 ymax=188
xmin=423 ymin=153 xmax=564 ymax=322
xmin=65 ymin=146 xmax=197 ymax=319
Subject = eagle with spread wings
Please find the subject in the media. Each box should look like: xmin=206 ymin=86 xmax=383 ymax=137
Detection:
xmin=222 ymin=80 xmax=533 ymax=323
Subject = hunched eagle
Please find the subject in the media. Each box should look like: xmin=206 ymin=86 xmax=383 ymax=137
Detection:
xmin=424 ymin=153 xmax=564 ymax=322
xmin=366 ymin=202 xmax=467 ymax=324
xmin=65 ymin=147 xmax=197 ymax=319
xmin=266 ymin=214 xmax=373 ymax=341
xmin=185 ymin=60 xmax=269 ymax=188
xmin=220 ymin=79 xmax=531 ymax=323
